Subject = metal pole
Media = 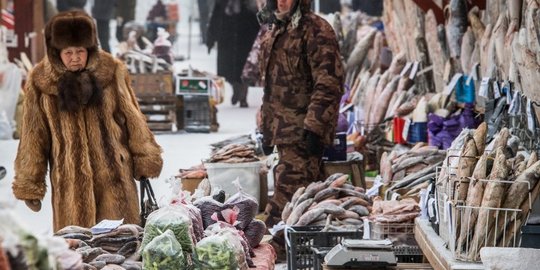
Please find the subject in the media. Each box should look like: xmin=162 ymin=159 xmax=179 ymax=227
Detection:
xmin=187 ymin=1 xmax=194 ymax=60
xmin=315 ymin=0 xmax=320 ymax=13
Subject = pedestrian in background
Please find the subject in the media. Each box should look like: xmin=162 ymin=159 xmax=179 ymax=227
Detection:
xmin=56 ymin=0 xmax=86 ymax=12
xmin=257 ymin=0 xmax=344 ymax=256
xmin=207 ymin=0 xmax=260 ymax=108
xmin=197 ymin=0 xmax=215 ymax=44
xmin=12 ymin=10 xmax=163 ymax=231
xmin=115 ymin=0 xmax=136 ymax=42
xmin=91 ymin=0 xmax=117 ymax=53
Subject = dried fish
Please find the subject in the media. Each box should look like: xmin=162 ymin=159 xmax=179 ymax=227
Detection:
xmin=346 ymin=27 xmax=377 ymax=71
xmin=468 ymin=148 xmax=510 ymax=260
xmin=445 ymin=0 xmax=468 ymax=58
xmin=468 ymin=7 xmax=486 ymax=42
xmin=287 ymin=199 xmax=314 ymax=225
xmin=296 ymin=208 xmax=325 ymax=226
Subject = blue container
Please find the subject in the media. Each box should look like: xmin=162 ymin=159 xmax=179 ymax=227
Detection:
xmin=407 ymin=122 xmax=428 ymax=144
xmin=323 ymin=132 xmax=347 ymax=161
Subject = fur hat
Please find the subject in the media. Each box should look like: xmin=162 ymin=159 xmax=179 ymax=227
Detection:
xmin=45 ymin=11 xmax=99 ymax=70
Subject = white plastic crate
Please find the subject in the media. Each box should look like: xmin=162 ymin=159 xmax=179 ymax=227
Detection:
xmin=204 ymin=161 xmax=262 ymax=203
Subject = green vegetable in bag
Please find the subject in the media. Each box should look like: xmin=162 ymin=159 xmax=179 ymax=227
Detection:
xmin=195 ymin=234 xmax=238 ymax=269
xmin=142 ymin=229 xmax=185 ymax=270
xmin=141 ymin=206 xmax=194 ymax=253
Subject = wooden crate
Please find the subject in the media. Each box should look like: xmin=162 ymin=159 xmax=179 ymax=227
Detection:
xmin=136 ymin=94 xmax=176 ymax=132
xmin=130 ymin=71 xmax=174 ymax=97
xmin=323 ymin=159 xmax=366 ymax=189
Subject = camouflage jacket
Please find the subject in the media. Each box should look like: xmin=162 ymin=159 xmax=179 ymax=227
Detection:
xmin=259 ymin=7 xmax=344 ymax=146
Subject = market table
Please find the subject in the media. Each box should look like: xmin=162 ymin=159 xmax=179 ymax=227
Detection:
xmin=414 ymin=218 xmax=484 ymax=270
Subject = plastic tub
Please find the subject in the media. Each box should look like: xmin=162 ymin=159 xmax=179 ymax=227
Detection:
xmin=204 ymin=161 xmax=262 ymax=203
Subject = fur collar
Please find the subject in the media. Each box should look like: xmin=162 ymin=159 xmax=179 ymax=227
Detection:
xmin=32 ymin=50 xmax=117 ymax=95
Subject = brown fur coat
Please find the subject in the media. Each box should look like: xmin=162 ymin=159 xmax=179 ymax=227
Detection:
xmin=12 ymin=51 xmax=163 ymax=231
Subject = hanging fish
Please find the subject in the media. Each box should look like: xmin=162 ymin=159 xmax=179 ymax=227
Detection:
xmin=445 ymin=0 xmax=468 ymax=58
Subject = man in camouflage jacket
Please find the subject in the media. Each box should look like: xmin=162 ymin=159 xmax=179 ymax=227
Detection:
xmin=259 ymin=0 xmax=344 ymax=229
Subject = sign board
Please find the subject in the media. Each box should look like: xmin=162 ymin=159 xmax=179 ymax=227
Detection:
xmin=176 ymin=76 xmax=211 ymax=96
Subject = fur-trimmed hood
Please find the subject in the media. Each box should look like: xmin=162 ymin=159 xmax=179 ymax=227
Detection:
xmin=32 ymin=50 xmax=117 ymax=96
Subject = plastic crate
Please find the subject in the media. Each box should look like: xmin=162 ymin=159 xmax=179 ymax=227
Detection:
xmin=285 ymin=226 xmax=363 ymax=270
xmin=393 ymin=245 xmax=424 ymax=263
xmin=183 ymin=95 xmax=211 ymax=133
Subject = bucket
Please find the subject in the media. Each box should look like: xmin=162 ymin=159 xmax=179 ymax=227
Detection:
xmin=407 ymin=122 xmax=428 ymax=143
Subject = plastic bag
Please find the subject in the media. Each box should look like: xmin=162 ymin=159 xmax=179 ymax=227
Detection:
xmin=142 ymin=229 xmax=185 ymax=270
xmin=204 ymin=225 xmax=249 ymax=270
xmin=195 ymin=234 xmax=239 ymax=269
xmin=243 ymin=219 xmax=266 ymax=248
xmin=193 ymin=196 xmax=223 ymax=229
xmin=223 ymin=179 xmax=258 ymax=230
xmin=141 ymin=205 xmax=194 ymax=254
xmin=170 ymin=192 xmax=205 ymax=243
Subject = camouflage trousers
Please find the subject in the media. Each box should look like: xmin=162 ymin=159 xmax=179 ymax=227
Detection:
xmin=264 ymin=143 xmax=324 ymax=228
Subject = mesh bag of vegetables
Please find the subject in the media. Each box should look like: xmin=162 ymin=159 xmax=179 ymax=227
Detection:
xmin=194 ymin=234 xmax=239 ymax=269
xmin=141 ymin=205 xmax=194 ymax=254
xmin=142 ymin=229 xmax=185 ymax=270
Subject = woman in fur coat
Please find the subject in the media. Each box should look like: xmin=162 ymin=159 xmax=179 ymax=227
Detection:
xmin=12 ymin=10 xmax=163 ymax=232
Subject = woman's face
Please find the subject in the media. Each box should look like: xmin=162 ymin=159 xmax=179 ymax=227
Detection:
xmin=60 ymin=47 xmax=88 ymax=71
xmin=277 ymin=0 xmax=295 ymax=13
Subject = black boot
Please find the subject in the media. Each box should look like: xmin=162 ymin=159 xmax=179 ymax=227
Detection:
xmin=238 ymin=82 xmax=249 ymax=108
xmin=231 ymin=82 xmax=240 ymax=105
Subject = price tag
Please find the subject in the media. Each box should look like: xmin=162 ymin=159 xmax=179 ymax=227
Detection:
xmin=366 ymin=175 xmax=383 ymax=197
xmin=409 ymin=61 xmax=420 ymax=80
xmin=419 ymin=189 xmax=429 ymax=219
xmin=363 ymin=218 xmax=371 ymax=240
xmin=91 ymin=219 xmax=124 ymax=235
xmin=493 ymin=81 xmax=501 ymax=99
xmin=527 ymin=99 xmax=536 ymax=133
xmin=400 ymin=62 xmax=412 ymax=77
xmin=505 ymin=82 xmax=512 ymax=105
xmin=402 ymin=118 xmax=411 ymax=142
xmin=428 ymin=198 xmax=436 ymax=219
xmin=479 ymin=77 xmax=491 ymax=98
xmin=444 ymin=73 xmax=463 ymax=95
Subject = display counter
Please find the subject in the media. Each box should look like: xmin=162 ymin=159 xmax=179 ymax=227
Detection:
xmin=414 ymin=218 xmax=484 ymax=270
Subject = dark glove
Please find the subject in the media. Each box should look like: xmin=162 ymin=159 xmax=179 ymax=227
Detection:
xmin=304 ymin=130 xmax=325 ymax=156
xmin=25 ymin=199 xmax=42 ymax=212
xmin=262 ymin=145 xmax=274 ymax=156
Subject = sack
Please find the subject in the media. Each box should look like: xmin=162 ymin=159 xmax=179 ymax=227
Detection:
xmin=139 ymin=178 xmax=158 ymax=227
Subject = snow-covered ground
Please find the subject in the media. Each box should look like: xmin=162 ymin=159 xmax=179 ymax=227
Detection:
xmin=0 ymin=15 xmax=263 ymax=235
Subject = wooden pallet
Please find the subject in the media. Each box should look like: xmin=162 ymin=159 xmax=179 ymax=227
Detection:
xmin=136 ymin=93 xmax=177 ymax=132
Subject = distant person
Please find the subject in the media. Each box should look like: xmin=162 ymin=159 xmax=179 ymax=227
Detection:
xmin=115 ymin=0 xmax=136 ymax=42
xmin=56 ymin=0 xmax=87 ymax=12
xmin=146 ymin=0 xmax=168 ymax=42
xmin=92 ymin=0 xmax=117 ymax=53
xmin=207 ymin=0 xmax=260 ymax=108
xmin=197 ymin=0 xmax=215 ymax=44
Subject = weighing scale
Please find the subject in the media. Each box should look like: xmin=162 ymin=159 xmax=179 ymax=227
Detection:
xmin=324 ymin=239 xmax=397 ymax=269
